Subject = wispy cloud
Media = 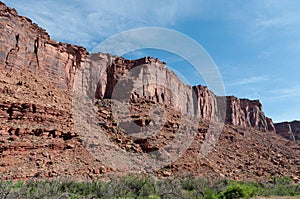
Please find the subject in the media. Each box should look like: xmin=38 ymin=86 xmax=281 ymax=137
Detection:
xmin=2 ymin=0 xmax=200 ymax=50
xmin=227 ymin=75 xmax=269 ymax=87
xmin=268 ymin=85 xmax=300 ymax=99
xmin=255 ymin=1 xmax=300 ymax=28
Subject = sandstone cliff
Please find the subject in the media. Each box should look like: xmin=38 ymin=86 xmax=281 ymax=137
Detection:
xmin=0 ymin=2 xmax=87 ymax=90
xmin=0 ymin=1 xmax=276 ymax=132
xmin=0 ymin=2 xmax=107 ymax=179
xmin=275 ymin=121 xmax=300 ymax=143
xmin=224 ymin=96 xmax=275 ymax=132
xmin=76 ymin=50 xmax=275 ymax=133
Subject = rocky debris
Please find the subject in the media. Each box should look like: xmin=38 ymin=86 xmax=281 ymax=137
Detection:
xmin=0 ymin=135 xmax=107 ymax=180
xmin=94 ymin=97 xmax=300 ymax=181
xmin=0 ymin=72 xmax=108 ymax=180
xmin=275 ymin=121 xmax=300 ymax=143
xmin=171 ymin=125 xmax=300 ymax=182
xmin=0 ymin=101 xmax=66 ymax=121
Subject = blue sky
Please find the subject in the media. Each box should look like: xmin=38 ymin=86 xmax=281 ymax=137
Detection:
xmin=3 ymin=0 xmax=300 ymax=122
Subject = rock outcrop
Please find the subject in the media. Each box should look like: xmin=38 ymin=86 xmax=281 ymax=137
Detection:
xmin=0 ymin=2 xmax=87 ymax=89
xmin=275 ymin=121 xmax=300 ymax=143
xmin=224 ymin=96 xmax=275 ymax=132
xmin=78 ymin=56 xmax=274 ymax=131
xmin=77 ymin=55 xmax=189 ymax=109
xmin=193 ymin=85 xmax=215 ymax=120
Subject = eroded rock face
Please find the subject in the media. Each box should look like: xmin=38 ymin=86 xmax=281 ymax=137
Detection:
xmin=275 ymin=121 xmax=300 ymax=143
xmin=77 ymin=55 xmax=198 ymax=119
xmin=0 ymin=2 xmax=107 ymax=180
xmin=0 ymin=1 xmax=275 ymax=132
xmin=190 ymin=92 xmax=275 ymax=132
xmin=192 ymin=85 xmax=219 ymax=121
xmin=223 ymin=96 xmax=275 ymax=132
xmin=0 ymin=2 xmax=88 ymax=89
xmin=78 ymin=58 xmax=274 ymax=131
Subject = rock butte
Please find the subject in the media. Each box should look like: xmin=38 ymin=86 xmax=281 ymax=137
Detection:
xmin=0 ymin=2 xmax=299 ymax=181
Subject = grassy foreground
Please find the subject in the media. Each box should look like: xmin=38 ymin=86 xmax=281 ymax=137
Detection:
xmin=0 ymin=175 xmax=299 ymax=199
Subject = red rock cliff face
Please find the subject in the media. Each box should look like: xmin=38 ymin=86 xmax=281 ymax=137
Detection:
xmin=0 ymin=1 xmax=275 ymax=132
xmin=0 ymin=2 xmax=110 ymax=179
xmin=78 ymin=58 xmax=275 ymax=132
xmin=0 ymin=2 xmax=88 ymax=89
xmin=275 ymin=121 xmax=300 ymax=143
xmin=188 ymin=91 xmax=274 ymax=132
xmin=3 ymin=2 xmax=300 ymax=182
xmin=77 ymin=55 xmax=197 ymax=118
xmin=192 ymin=85 xmax=220 ymax=121
xmin=224 ymin=97 xmax=275 ymax=132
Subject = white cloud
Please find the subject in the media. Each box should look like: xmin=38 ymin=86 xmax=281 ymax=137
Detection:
xmin=227 ymin=75 xmax=269 ymax=87
xmin=4 ymin=0 xmax=300 ymax=50
xmin=2 ymin=0 xmax=200 ymax=50
xmin=268 ymin=85 xmax=300 ymax=99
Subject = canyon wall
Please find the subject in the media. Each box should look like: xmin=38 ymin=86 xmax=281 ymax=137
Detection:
xmin=0 ymin=1 xmax=275 ymax=132
xmin=0 ymin=2 xmax=87 ymax=90
xmin=275 ymin=121 xmax=300 ymax=143
xmin=224 ymin=96 xmax=275 ymax=132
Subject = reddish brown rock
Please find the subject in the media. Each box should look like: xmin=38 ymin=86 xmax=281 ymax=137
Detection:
xmin=192 ymin=85 xmax=218 ymax=121
xmin=0 ymin=2 xmax=88 ymax=89
xmin=223 ymin=96 xmax=275 ymax=132
xmin=275 ymin=120 xmax=300 ymax=143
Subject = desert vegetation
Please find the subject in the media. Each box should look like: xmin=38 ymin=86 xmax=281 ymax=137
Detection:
xmin=0 ymin=175 xmax=299 ymax=199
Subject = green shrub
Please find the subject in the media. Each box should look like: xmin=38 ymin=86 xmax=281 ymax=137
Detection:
xmin=0 ymin=175 xmax=298 ymax=198
xmin=149 ymin=194 xmax=161 ymax=199
xmin=257 ymin=176 xmax=300 ymax=197
xmin=181 ymin=176 xmax=196 ymax=191
xmin=203 ymin=188 xmax=218 ymax=199
xmin=219 ymin=184 xmax=247 ymax=199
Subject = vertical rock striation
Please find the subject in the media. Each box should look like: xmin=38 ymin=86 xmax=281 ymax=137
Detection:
xmin=275 ymin=121 xmax=300 ymax=143
xmin=224 ymin=97 xmax=275 ymax=132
